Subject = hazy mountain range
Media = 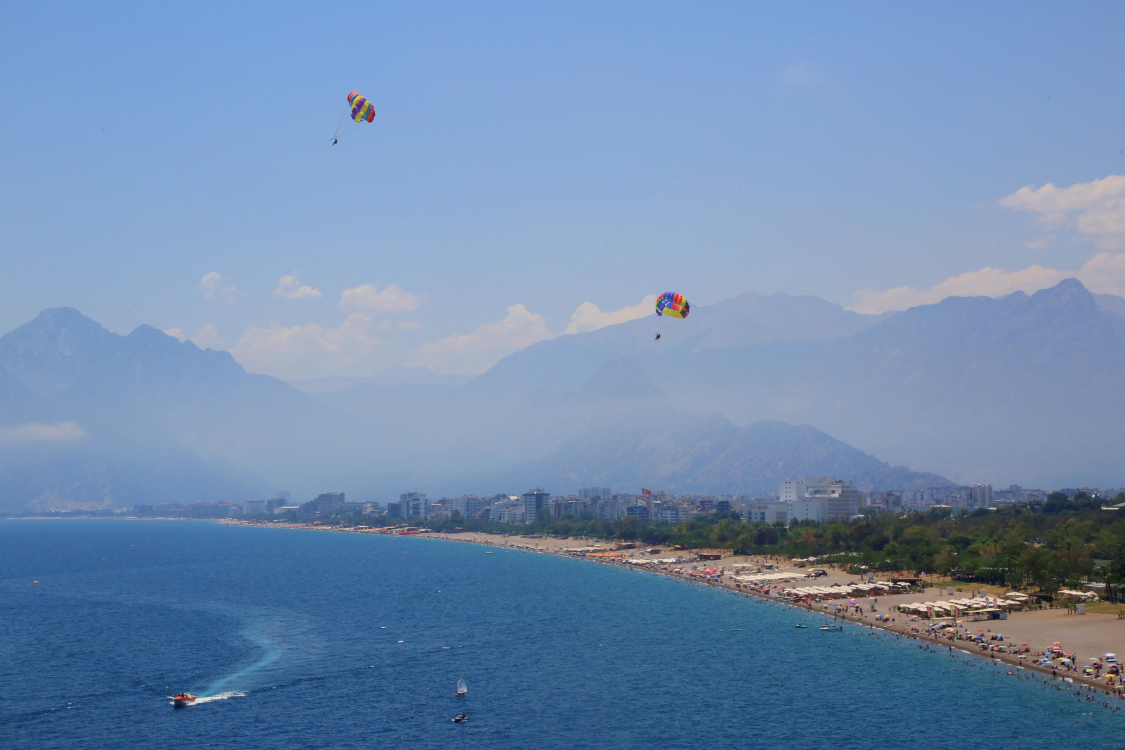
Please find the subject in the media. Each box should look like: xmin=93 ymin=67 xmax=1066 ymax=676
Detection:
xmin=0 ymin=278 xmax=1121 ymax=511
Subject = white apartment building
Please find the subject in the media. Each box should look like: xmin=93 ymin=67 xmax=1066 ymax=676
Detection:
xmin=970 ymin=484 xmax=993 ymax=508
xmin=497 ymin=504 xmax=525 ymax=524
xmin=788 ymin=498 xmax=826 ymax=523
xmin=401 ymin=492 xmax=428 ymax=519
xmin=746 ymin=502 xmax=788 ymax=525
xmin=781 ymin=479 xmax=807 ymax=504
xmin=242 ymin=500 xmax=266 ymax=515
xmin=779 ymin=477 xmax=860 ymax=523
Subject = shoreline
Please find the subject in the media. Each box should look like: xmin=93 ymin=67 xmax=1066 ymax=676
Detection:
xmin=218 ymin=519 xmax=1125 ymax=704
xmin=13 ymin=516 xmax=1122 ymax=706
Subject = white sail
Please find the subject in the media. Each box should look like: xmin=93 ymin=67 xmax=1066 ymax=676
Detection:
xmin=456 ymin=678 xmax=467 ymax=695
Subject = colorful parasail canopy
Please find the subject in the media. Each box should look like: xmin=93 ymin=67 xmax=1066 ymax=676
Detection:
xmin=347 ymin=91 xmax=376 ymax=123
xmin=655 ymin=291 xmax=689 ymax=319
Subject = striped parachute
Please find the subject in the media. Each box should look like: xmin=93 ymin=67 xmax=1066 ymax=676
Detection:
xmin=347 ymin=91 xmax=376 ymax=123
xmin=655 ymin=291 xmax=689 ymax=319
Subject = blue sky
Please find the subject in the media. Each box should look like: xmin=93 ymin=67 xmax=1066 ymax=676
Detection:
xmin=2 ymin=2 xmax=1124 ymax=379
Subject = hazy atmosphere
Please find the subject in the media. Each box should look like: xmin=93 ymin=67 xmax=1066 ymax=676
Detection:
xmin=2 ymin=2 xmax=1124 ymax=501
xmin=8 ymin=6 xmax=1125 ymax=749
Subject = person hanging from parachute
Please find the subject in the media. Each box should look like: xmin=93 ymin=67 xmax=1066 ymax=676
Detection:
xmin=654 ymin=291 xmax=689 ymax=340
xmin=331 ymin=91 xmax=376 ymax=145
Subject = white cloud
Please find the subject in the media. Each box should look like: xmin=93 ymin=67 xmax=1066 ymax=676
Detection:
xmin=339 ymin=283 xmax=419 ymax=313
xmin=1000 ymin=175 xmax=1125 ymax=250
xmin=0 ymin=421 xmax=87 ymax=444
xmin=274 ymin=274 xmax=322 ymax=300
xmin=565 ymin=295 xmax=657 ymax=334
xmin=190 ymin=324 xmax=225 ymax=349
xmin=1024 ymin=236 xmax=1054 ymax=249
xmin=199 ymin=272 xmax=239 ymax=302
xmin=419 ymin=304 xmax=551 ymax=374
xmin=164 ymin=324 xmax=225 ymax=349
xmin=230 ymin=313 xmax=381 ymax=378
xmin=848 ymin=253 xmax=1125 ymax=314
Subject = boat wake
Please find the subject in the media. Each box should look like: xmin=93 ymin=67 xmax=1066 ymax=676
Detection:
xmin=201 ymin=630 xmax=283 ymax=698
xmin=193 ymin=692 xmax=247 ymax=704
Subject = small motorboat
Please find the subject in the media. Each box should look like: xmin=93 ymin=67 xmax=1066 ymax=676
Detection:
xmin=820 ymin=625 xmax=843 ymax=631
xmin=456 ymin=678 xmax=468 ymax=697
xmin=172 ymin=693 xmax=196 ymax=708
xmin=795 ymin=624 xmax=808 ymax=629
xmin=485 ymin=551 xmax=495 ymax=554
xmin=453 ymin=712 xmax=469 ymax=723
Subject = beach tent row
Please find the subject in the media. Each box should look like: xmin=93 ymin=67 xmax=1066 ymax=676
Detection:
xmin=731 ymin=571 xmax=810 ymax=583
xmin=777 ymin=581 xmax=911 ymax=600
xmin=896 ymin=597 xmax=1022 ymax=617
xmin=1056 ymin=589 xmax=1098 ymax=599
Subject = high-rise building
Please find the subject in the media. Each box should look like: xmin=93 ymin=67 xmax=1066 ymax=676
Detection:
xmin=521 ymin=488 xmax=550 ymax=522
xmin=970 ymin=484 xmax=993 ymax=508
xmin=564 ymin=498 xmax=589 ymax=517
xmin=401 ymin=492 xmax=427 ymax=519
xmin=780 ymin=477 xmax=859 ymax=522
xmin=788 ymin=497 xmax=826 ymax=523
xmin=243 ymin=500 xmax=266 ymax=515
xmin=805 ymin=477 xmax=859 ymax=521
xmin=451 ymin=495 xmax=486 ymax=518
xmin=781 ymin=479 xmax=807 ymax=504
xmin=299 ymin=492 xmax=345 ymax=515
xmin=498 ymin=504 xmax=525 ymax=524
xmin=626 ymin=504 xmax=650 ymax=521
xmin=579 ymin=487 xmax=612 ymax=501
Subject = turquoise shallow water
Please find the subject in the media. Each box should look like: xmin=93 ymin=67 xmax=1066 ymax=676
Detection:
xmin=0 ymin=519 xmax=1119 ymax=749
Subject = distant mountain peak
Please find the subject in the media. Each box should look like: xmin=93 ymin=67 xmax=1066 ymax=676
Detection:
xmin=15 ymin=307 xmax=113 ymax=343
xmin=1028 ymin=277 xmax=1097 ymax=309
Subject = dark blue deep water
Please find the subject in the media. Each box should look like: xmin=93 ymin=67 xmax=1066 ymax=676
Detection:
xmin=1 ymin=520 xmax=1120 ymax=749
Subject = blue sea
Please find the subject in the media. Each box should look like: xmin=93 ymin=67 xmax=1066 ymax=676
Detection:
xmin=0 ymin=520 xmax=1119 ymax=749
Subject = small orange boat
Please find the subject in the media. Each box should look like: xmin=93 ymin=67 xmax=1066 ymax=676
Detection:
xmin=173 ymin=693 xmax=196 ymax=708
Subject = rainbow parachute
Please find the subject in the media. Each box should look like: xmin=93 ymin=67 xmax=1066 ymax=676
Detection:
xmin=347 ymin=91 xmax=376 ymax=123
xmin=655 ymin=291 xmax=689 ymax=319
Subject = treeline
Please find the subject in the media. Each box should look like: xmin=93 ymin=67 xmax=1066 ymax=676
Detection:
xmin=425 ymin=491 xmax=1125 ymax=599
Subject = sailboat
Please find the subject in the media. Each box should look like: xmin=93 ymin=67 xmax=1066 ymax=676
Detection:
xmin=456 ymin=678 xmax=468 ymax=697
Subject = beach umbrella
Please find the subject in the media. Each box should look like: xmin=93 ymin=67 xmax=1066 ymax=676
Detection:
xmin=1105 ymin=653 xmax=1117 ymax=658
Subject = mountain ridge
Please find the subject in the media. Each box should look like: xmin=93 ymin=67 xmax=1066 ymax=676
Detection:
xmin=2 ymin=280 xmax=1122 ymax=508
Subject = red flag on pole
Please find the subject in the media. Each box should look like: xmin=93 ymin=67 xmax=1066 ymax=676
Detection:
xmin=641 ymin=488 xmax=652 ymax=496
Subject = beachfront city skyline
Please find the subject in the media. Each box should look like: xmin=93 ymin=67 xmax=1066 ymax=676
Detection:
xmin=4 ymin=3 xmax=1125 ymax=748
